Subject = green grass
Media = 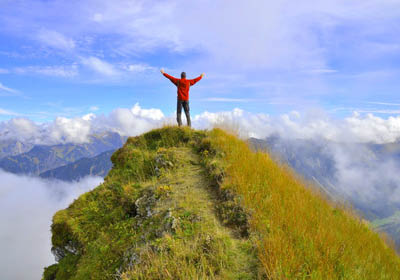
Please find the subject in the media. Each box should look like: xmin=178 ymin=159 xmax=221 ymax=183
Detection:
xmin=43 ymin=127 xmax=400 ymax=280
xmin=43 ymin=127 xmax=262 ymax=280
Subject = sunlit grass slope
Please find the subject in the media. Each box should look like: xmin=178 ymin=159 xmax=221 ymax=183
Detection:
xmin=43 ymin=127 xmax=262 ymax=280
xmin=43 ymin=127 xmax=400 ymax=280
xmin=202 ymin=128 xmax=400 ymax=279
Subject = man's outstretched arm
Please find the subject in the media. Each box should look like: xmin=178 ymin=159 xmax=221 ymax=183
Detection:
xmin=189 ymin=73 xmax=205 ymax=86
xmin=160 ymin=68 xmax=179 ymax=85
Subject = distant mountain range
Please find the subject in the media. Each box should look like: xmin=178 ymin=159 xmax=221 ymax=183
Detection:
xmin=0 ymin=132 xmax=126 ymax=176
xmin=0 ymin=139 xmax=34 ymax=158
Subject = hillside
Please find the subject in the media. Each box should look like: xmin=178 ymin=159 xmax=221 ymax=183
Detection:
xmin=43 ymin=127 xmax=400 ymax=280
xmin=249 ymin=136 xmax=400 ymax=247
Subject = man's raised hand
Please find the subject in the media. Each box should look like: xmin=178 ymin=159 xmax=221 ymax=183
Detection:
xmin=160 ymin=68 xmax=165 ymax=74
xmin=201 ymin=73 xmax=205 ymax=78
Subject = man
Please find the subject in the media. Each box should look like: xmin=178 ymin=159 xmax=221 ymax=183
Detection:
xmin=161 ymin=69 xmax=204 ymax=127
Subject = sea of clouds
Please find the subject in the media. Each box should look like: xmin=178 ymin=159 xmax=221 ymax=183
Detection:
xmin=2 ymin=103 xmax=400 ymax=145
xmin=0 ymin=173 xmax=102 ymax=280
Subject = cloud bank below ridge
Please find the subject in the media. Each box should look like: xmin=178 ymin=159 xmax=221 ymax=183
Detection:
xmin=0 ymin=172 xmax=102 ymax=280
xmin=1 ymin=103 xmax=400 ymax=144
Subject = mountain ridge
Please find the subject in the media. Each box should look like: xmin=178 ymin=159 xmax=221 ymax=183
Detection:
xmin=39 ymin=150 xmax=114 ymax=181
xmin=43 ymin=127 xmax=400 ymax=279
xmin=0 ymin=132 xmax=126 ymax=175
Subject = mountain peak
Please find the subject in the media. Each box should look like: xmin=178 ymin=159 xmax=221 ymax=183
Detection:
xmin=43 ymin=127 xmax=400 ymax=279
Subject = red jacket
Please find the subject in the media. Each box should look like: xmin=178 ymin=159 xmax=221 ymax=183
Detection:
xmin=163 ymin=73 xmax=202 ymax=101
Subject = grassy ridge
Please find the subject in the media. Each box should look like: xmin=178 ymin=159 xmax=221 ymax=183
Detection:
xmin=43 ymin=127 xmax=262 ymax=280
xmin=43 ymin=127 xmax=400 ymax=279
xmin=201 ymin=128 xmax=400 ymax=279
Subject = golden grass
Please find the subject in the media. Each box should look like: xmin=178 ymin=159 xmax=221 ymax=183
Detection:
xmin=207 ymin=128 xmax=400 ymax=279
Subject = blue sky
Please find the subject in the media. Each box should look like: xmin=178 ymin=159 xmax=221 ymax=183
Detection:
xmin=0 ymin=0 xmax=400 ymax=131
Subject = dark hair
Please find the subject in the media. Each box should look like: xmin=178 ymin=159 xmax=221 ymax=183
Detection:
xmin=181 ymin=72 xmax=186 ymax=78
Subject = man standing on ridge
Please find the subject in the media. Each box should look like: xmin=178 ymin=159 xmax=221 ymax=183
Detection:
xmin=161 ymin=68 xmax=204 ymax=127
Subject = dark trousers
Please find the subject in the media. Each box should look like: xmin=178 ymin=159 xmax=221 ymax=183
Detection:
xmin=177 ymin=99 xmax=191 ymax=127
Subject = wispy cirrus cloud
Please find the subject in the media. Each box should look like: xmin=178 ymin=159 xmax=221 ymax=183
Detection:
xmin=36 ymin=29 xmax=75 ymax=51
xmin=0 ymin=82 xmax=19 ymax=95
xmin=3 ymin=0 xmax=399 ymax=71
xmin=14 ymin=65 xmax=78 ymax=78
xmin=80 ymin=56 xmax=119 ymax=77
xmin=305 ymin=69 xmax=338 ymax=74
xmin=123 ymin=63 xmax=157 ymax=73
xmin=200 ymin=97 xmax=257 ymax=103
xmin=365 ymin=101 xmax=400 ymax=106
xmin=0 ymin=108 xmax=19 ymax=116
xmin=353 ymin=109 xmax=400 ymax=114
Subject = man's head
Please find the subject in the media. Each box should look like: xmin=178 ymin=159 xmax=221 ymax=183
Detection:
xmin=181 ymin=72 xmax=186 ymax=79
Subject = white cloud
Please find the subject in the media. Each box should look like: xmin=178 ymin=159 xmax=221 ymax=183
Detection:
xmin=366 ymin=102 xmax=400 ymax=106
xmin=0 ymin=108 xmax=18 ymax=116
xmin=0 ymin=82 xmax=19 ymax=95
xmin=0 ymin=116 xmax=93 ymax=144
xmin=2 ymin=0 xmax=399 ymax=102
xmin=192 ymin=108 xmax=400 ymax=144
xmin=0 ymin=171 xmax=102 ymax=280
xmin=84 ymin=0 xmax=393 ymax=71
xmin=124 ymin=63 xmax=156 ymax=73
xmin=329 ymin=143 xmax=400 ymax=205
xmin=9 ymin=118 xmax=39 ymax=138
xmin=14 ymin=65 xmax=78 ymax=78
xmin=92 ymin=13 xmax=104 ymax=22
xmin=49 ymin=116 xmax=92 ymax=144
xmin=193 ymin=108 xmax=272 ymax=139
xmin=94 ymin=103 xmax=165 ymax=136
xmin=1 ymin=0 xmax=400 ymax=74
xmin=130 ymin=103 xmax=164 ymax=120
xmin=0 ymin=118 xmax=41 ymax=143
xmin=2 ymin=105 xmax=400 ymax=145
xmin=200 ymin=97 xmax=256 ymax=102
xmin=306 ymin=69 xmax=338 ymax=74
xmin=82 ymin=113 xmax=96 ymax=121
xmin=0 ymin=104 xmax=166 ymax=144
xmin=351 ymin=109 xmax=400 ymax=114
xmin=343 ymin=113 xmax=400 ymax=143
xmin=36 ymin=29 xmax=75 ymax=50
xmin=81 ymin=56 xmax=119 ymax=76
